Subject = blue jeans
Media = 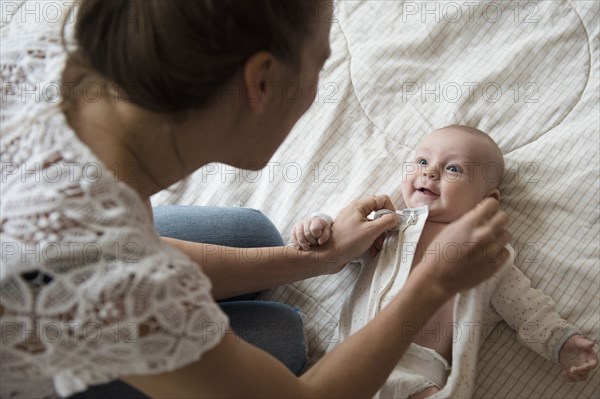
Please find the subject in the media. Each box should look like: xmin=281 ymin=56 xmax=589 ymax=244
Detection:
xmin=70 ymin=206 xmax=306 ymax=399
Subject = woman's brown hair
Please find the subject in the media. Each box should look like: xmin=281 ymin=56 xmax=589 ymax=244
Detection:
xmin=69 ymin=0 xmax=320 ymax=113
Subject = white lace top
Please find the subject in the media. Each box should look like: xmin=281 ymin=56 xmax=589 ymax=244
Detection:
xmin=1 ymin=3 xmax=228 ymax=398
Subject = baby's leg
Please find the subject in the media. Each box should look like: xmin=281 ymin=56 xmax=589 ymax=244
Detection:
xmin=408 ymin=386 xmax=441 ymax=399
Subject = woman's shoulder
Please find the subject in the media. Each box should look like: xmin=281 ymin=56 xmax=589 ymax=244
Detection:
xmin=2 ymin=106 xmax=188 ymax=276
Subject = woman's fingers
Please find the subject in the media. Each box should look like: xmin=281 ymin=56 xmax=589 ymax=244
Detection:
xmin=472 ymin=205 xmax=509 ymax=247
xmin=427 ymin=200 xmax=514 ymax=293
xmin=369 ymin=212 xmax=401 ymax=237
xmin=326 ymin=195 xmax=399 ymax=261
xmin=498 ymin=230 xmax=512 ymax=246
xmin=369 ymin=233 xmax=387 ymax=256
xmin=467 ymin=197 xmax=500 ymax=226
xmin=356 ymin=194 xmax=396 ymax=217
xmin=488 ymin=208 xmax=509 ymax=232
xmin=374 ymin=234 xmax=385 ymax=250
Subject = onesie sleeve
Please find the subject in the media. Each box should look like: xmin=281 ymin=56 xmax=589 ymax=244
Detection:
xmin=490 ymin=260 xmax=580 ymax=363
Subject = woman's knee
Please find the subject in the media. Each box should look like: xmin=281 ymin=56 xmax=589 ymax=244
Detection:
xmin=229 ymin=208 xmax=284 ymax=247
xmin=153 ymin=206 xmax=283 ymax=247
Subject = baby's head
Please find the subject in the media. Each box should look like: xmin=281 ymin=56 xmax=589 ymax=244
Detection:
xmin=401 ymin=125 xmax=504 ymax=223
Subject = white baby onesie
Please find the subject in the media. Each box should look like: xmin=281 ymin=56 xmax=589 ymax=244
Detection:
xmin=326 ymin=206 xmax=580 ymax=399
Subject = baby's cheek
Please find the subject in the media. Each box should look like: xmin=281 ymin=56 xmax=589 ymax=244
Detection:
xmin=400 ymin=181 xmax=412 ymax=202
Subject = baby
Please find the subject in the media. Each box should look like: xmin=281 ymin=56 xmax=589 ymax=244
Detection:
xmin=290 ymin=125 xmax=598 ymax=399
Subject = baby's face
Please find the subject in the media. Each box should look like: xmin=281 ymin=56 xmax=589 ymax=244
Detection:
xmin=401 ymin=128 xmax=501 ymax=223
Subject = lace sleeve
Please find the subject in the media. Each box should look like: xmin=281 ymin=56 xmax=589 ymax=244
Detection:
xmin=1 ymin=157 xmax=229 ymax=398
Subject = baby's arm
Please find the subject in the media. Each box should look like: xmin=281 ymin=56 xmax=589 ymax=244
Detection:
xmin=289 ymin=213 xmax=333 ymax=251
xmin=491 ymin=262 xmax=598 ymax=381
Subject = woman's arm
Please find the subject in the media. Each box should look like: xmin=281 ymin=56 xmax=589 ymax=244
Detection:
xmin=125 ymin=198 xmax=510 ymax=398
xmin=123 ymin=266 xmax=448 ymax=398
xmin=161 ymin=238 xmax=349 ymax=300
xmin=159 ymin=195 xmax=401 ymax=300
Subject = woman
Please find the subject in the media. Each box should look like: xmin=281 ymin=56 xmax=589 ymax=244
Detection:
xmin=0 ymin=0 xmax=510 ymax=397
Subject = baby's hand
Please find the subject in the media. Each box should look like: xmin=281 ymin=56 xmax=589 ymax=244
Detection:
xmin=558 ymin=335 xmax=598 ymax=382
xmin=289 ymin=213 xmax=333 ymax=251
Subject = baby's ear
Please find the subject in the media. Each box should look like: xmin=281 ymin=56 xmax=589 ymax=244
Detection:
xmin=488 ymin=189 xmax=500 ymax=201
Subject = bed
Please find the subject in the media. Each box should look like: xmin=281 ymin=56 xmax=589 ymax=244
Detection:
xmin=152 ymin=1 xmax=600 ymax=397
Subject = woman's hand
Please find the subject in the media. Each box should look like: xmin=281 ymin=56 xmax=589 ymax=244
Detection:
xmin=308 ymin=195 xmax=401 ymax=268
xmin=414 ymin=197 xmax=511 ymax=296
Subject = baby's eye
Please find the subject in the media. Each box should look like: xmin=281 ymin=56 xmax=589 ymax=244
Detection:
xmin=446 ymin=165 xmax=463 ymax=173
xmin=417 ymin=159 xmax=428 ymax=165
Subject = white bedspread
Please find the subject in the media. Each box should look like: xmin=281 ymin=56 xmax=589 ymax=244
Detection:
xmin=152 ymin=1 xmax=599 ymax=397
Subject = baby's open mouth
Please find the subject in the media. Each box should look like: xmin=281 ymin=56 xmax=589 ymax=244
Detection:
xmin=417 ymin=188 xmax=439 ymax=196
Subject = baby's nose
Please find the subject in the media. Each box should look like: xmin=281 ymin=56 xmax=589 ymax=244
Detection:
xmin=422 ymin=164 xmax=440 ymax=180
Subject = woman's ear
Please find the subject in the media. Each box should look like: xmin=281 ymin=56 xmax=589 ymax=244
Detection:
xmin=242 ymin=51 xmax=278 ymax=114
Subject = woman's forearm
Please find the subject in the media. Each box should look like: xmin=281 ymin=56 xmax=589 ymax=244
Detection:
xmin=123 ymin=267 xmax=451 ymax=398
xmin=161 ymin=237 xmax=343 ymax=300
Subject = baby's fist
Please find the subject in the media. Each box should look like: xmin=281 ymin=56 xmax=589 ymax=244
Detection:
xmin=290 ymin=213 xmax=333 ymax=251
xmin=558 ymin=335 xmax=598 ymax=382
